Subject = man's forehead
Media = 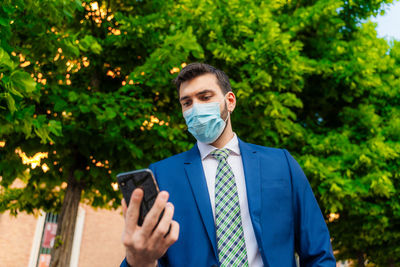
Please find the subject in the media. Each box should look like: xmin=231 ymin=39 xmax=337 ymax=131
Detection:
xmin=179 ymin=73 xmax=221 ymax=96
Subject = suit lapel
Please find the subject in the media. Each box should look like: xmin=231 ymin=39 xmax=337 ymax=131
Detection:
xmin=183 ymin=145 xmax=218 ymax=259
xmin=239 ymin=139 xmax=267 ymax=263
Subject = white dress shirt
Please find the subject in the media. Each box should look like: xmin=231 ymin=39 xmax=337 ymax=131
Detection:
xmin=197 ymin=133 xmax=263 ymax=267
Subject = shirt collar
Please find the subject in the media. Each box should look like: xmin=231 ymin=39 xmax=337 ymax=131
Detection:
xmin=197 ymin=133 xmax=240 ymax=160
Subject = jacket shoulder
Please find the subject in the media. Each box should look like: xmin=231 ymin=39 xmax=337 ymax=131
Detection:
xmin=150 ymin=148 xmax=193 ymax=169
xmin=242 ymin=141 xmax=286 ymax=156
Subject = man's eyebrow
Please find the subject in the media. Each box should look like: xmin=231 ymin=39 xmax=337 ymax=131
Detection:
xmin=196 ymin=89 xmax=214 ymax=96
xmin=179 ymin=89 xmax=215 ymax=102
xmin=179 ymin=95 xmax=190 ymax=102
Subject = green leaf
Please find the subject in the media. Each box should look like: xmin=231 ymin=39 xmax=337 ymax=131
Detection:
xmin=0 ymin=18 xmax=8 ymax=26
xmin=68 ymin=91 xmax=79 ymax=102
xmin=62 ymin=39 xmax=80 ymax=57
xmin=48 ymin=120 xmax=62 ymax=136
xmin=10 ymin=71 xmax=37 ymax=93
xmin=90 ymin=41 xmax=102 ymax=55
xmin=54 ymin=99 xmax=68 ymax=111
xmin=0 ymin=47 xmax=15 ymax=69
xmin=5 ymin=93 xmax=16 ymax=113
xmin=78 ymin=35 xmax=102 ymax=54
xmin=104 ymin=108 xmax=117 ymax=120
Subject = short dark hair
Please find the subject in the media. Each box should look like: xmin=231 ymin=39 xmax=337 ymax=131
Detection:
xmin=173 ymin=62 xmax=232 ymax=95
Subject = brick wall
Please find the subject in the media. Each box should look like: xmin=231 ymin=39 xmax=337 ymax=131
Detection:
xmin=78 ymin=205 xmax=125 ymax=267
xmin=0 ymin=211 xmax=37 ymax=267
xmin=0 ymin=205 xmax=125 ymax=267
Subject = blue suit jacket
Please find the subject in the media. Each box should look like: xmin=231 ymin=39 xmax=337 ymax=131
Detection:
xmin=121 ymin=139 xmax=336 ymax=266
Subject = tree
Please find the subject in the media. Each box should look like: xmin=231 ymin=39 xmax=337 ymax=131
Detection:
xmin=1 ymin=0 xmax=399 ymax=266
xmin=279 ymin=2 xmax=400 ymax=265
xmin=1 ymin=0 xmax=194 ymax=265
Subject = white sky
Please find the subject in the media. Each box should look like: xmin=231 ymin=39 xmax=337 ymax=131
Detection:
xmin=371 ymin=0 xmax=400 ymax=40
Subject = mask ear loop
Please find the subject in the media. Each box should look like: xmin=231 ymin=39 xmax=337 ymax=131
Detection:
xmin=224 ymin=109 xmax=230 ymax=123
xmin=223 ymin=96 xmax=231 ymax=124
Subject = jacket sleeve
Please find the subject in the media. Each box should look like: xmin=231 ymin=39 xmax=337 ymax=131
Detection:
xmin=283 ymin=149 xmax=336 ymax=267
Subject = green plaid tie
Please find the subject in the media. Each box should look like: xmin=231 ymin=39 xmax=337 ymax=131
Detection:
xmin=211 ymin=148 xmax=249 ymax=266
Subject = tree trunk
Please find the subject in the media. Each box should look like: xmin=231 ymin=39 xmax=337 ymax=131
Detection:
xmin=357 ymin=252 xmax=365 ymax=267
xmin=50 ymin=174 xmax=82 ymax=267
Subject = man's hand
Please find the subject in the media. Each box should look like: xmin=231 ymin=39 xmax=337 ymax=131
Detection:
xmin=121 ymin=188 xmax=180 ymax=267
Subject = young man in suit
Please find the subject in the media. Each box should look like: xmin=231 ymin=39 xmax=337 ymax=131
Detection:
xmin=120 ymin=63 xmax=336 ymax=267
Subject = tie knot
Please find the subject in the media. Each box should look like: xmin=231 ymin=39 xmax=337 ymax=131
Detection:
xmin=210 ymin=148 xmax=230 ymax=162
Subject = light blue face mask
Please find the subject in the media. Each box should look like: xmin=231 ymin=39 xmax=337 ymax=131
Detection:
xmin=183 ymin=102 xmax=229 ymax=144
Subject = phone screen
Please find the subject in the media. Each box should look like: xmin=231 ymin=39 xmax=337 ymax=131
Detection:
xmin=117 ymin=169 xmax=159 ymax=226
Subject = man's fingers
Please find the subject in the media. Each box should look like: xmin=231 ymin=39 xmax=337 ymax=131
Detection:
xmin=165 ymin=220 xmax=180 ymax=246
xmin=125 ymin=188 xmax=143 ymax=234
xmin=151 ymin=202 xmax=174 ymax=240
xmin=142 ymin=191 xmax=169 ymax=234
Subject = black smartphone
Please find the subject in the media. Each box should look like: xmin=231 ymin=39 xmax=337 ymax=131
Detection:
xmin=117 ymin=169 xmax=160 ymax=226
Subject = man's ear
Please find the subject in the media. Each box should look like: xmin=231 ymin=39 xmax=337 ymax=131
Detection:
xmin=226 ymin=92 xmax=236 ymax=113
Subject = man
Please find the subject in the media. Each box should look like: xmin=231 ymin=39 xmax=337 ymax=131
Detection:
xmin=120 ymin=63 xmax=336 ymax=266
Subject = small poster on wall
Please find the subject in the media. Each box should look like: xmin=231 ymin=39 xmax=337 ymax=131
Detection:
xmin=42 ymin=222 xmax=57 ymax=248
xmin=38 ymin=254 xmax=51 ymax=267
